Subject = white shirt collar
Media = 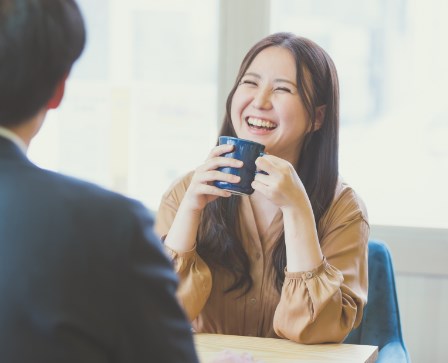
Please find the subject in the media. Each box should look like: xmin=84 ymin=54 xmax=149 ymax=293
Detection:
xmin=0 ymin=125 xmax=28 ymax=154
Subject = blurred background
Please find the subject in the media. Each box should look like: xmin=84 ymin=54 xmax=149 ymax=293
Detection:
xmin=28 ymin=1 xmax=448 ymax=362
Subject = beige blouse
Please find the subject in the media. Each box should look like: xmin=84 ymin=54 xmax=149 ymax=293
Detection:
xmin=155 ymin=172 xmax=369 ymax=344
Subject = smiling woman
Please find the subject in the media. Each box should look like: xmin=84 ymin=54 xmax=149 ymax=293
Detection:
xmin=231 ymin=47 xmax=314 ymax=163
xmin=156 ymin=32 xmax=369 ymax=345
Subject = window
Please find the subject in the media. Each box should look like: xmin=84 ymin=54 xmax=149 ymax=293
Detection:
xmin=28 ymin=0 xmax=219 ymax=212
xmin=28 ymin=0 xmax=447 ymax=229
xmin=271 ymin=0 xmax=448 ymax=228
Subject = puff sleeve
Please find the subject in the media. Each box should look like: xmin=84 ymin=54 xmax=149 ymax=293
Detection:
xmin=273 ymin=187 xmax=369 ymax=343
xmin=155 ymin=173 xmax=212 ymax=321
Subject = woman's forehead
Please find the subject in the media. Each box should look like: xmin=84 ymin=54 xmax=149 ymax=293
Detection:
xmin=245 ymin=46 xmax=297 ymax=79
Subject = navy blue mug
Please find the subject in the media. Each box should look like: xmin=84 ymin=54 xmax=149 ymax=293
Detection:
xmin=214 ymin=136 xmax=265 ymax=195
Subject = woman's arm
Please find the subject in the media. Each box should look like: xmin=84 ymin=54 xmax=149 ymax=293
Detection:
xmin=253 ymin=154 xmax=324 ymax=272
xmin=155 ymin=144 xmax=243 ymax=320
xmin=274 ymin=190 xmax=369 ymax=343
xmin=162 ymin=143 xmax=240 ymax=253
xmin=156 ymin=178 xmax=212 ymax=321
xmin=253 ymin=156 xmax=368 ymax=343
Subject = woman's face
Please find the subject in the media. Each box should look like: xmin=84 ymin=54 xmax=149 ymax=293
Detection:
xmin=230 ymin=46 xmax=311 ymax=164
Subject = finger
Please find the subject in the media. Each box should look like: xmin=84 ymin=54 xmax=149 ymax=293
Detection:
xmin=208 ymin=143 xmax=235 ymax=159
xmin=255 ymin=154 xmax=276 ymax=175
xmin=195 ymin=170 xmax=241 ymax=185
xmin=254 ymin=170 xmax=270 ymax=184
xmin=256 ymin=154 xmax=294 ymax=177
xmin=196 ymin=183 xmax=233 ymax=198
xmin=251 ymin=179 xmax=270 ymax=197
xmin=257 ymin=153 xmax=286 ymax=167
xmin=212 ymin=156 xmax=243 ymax=169
xmin=198 ymin=156 xmax=243 ymax=173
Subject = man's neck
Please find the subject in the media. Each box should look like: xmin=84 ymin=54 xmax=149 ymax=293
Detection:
xmin=0 ymin=126 xmax=28 ymax=153
xmin=0 ymin=108 xmax=47 ymax=152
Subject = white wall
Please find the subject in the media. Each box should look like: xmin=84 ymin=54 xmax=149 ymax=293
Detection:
xmin=371 ymin=226 xmax=448 ymax=363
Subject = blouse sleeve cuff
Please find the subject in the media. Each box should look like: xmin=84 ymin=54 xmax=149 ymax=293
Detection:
xmin=164 ymin=243 xmax=197 ymax=260
xmin=284 ymin=257 xmax=330 ymax=280
xmin=283 ymin=257 xmax=344 ymax=321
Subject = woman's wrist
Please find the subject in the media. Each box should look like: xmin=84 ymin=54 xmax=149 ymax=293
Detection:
xmin=164 ymin=202 xmax=202 ymax=253
xmin=282 ymin=204 xmax=323 ymax=272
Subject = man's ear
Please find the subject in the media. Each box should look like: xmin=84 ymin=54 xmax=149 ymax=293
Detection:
xmin=47 ymin=74 xmax=68 ymax=110
xmin=313 ymin=104 xmax=326 ymax=131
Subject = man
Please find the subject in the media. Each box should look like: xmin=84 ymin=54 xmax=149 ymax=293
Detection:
xmin=0 ymin=1 xmax=199 ymax=362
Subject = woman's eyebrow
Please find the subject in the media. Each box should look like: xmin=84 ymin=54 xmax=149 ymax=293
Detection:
xmin=243 ymin=72 xmax=297 ymax=87
xmin=274 ymin=78 xmax=297 ymax=87
xmin=243 ymin=72 xmax=261 ymax=79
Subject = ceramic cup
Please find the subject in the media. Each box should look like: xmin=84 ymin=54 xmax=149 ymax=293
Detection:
xmin=214 ymin=136 xmax=265 ymax=195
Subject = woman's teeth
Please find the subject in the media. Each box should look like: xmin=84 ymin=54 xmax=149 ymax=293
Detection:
xmin=247 ymin=117 xmax=276 ymax=129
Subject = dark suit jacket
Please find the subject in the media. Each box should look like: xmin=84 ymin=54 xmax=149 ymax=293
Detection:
xmin=0 ymin=136 xmax=199 ymax=363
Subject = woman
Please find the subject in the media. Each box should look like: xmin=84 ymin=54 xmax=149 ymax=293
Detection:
xmin=156 ymin=32 xmax=369 ymax=344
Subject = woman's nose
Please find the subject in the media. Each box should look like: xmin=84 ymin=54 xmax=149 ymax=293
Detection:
xmin=252 ymin=88 xmax=272 ymax=109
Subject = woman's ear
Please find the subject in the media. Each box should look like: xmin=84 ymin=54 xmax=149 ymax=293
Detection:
xmin=313 ymin=105 xmax=326 ymax=131
xmin=47 ymin=74 xmax=68 ymax=110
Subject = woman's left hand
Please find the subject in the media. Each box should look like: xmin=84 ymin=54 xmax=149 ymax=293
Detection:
xmin=252 ymin=154 xmax=309 ymax=211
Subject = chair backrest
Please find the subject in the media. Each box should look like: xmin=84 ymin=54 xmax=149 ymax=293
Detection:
xmin=344 ymin=240 xmax=411 ymax=363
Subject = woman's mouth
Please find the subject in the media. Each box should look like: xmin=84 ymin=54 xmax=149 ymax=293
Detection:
xmin=246 ymin=117 xmax=277 ymax=130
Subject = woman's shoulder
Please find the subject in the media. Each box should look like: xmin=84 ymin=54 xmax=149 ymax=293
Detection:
xmin=161 ymin=170 xmax=195 ymax=201
xmin=327 ymin=176 xmax=369 ymax=223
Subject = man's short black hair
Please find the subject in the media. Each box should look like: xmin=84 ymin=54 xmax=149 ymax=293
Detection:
xmin=0 ymin=0 xmax=86 ymax=126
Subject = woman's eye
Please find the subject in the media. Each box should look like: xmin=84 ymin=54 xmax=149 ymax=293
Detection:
xmin=239 ymin=79 xmax=257 ymax=86
xmin=275 ymin=87 xmax=292 ymax=93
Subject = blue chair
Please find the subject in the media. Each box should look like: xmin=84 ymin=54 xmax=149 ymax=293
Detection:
xmin=344 ymin=240 xmax=411 ymax=362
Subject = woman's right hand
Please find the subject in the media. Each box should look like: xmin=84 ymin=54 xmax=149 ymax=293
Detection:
xmin=182 ymin=143 xmax=242 ymax=212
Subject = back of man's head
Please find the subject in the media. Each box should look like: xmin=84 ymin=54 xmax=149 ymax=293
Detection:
xmin=0 ymin=0 xmax=86 ymax=127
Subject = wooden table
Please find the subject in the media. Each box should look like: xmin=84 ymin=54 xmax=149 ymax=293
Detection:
xmin=194 ymin=333 xmax=378 ymax=363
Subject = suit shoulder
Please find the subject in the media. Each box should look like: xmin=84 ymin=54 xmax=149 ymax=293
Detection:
xmin=38 ymin=168 xmax=150 ymax=218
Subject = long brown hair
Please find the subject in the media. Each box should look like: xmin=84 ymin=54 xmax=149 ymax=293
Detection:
xmin=197 ymin=32 xmax=340 ymax=294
